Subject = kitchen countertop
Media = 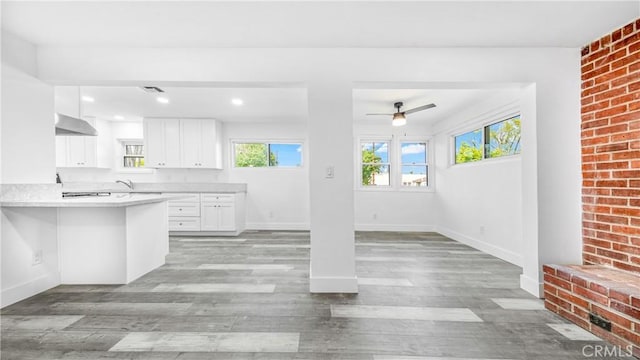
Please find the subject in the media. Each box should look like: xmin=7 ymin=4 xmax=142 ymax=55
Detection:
xmin=0 ymin=193 xmax=186 ymax=208
xmin=61 ymin=182 xmax=247 ymax=194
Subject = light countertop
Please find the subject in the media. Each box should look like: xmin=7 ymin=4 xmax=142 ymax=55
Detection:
xmin=1 ymin=193 xmax=186 ymax=208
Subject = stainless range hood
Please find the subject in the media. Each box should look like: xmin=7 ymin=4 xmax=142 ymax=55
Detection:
xmin=55 ymin=113 xmax=98 ymax=136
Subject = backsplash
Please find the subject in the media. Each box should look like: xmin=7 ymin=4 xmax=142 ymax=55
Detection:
xmin=56 ymin=168 xmax=223 ymax=184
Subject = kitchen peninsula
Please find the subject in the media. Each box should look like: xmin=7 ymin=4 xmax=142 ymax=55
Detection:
xmin=1 ymin=185 xmax=182 ymax=306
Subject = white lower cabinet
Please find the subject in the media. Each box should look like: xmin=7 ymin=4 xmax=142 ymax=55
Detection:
xmin=167 ymin=192 xmax=245 ymax=235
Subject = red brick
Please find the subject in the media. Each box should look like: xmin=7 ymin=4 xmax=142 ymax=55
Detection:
xmin=612 ymin=244 xmax=640 ymax=256
xmin=612 ymin=150 xmax=640 ymax=160
xmin=611 ymin=110 xmax=640 ymax=124
xmin=582 ymin=118 xmax=609 ymax=130
xmin=611 ymin=92 xmax=640 ymax=107
xmin=591 ymin=303 xmax=634 ymax=329
xmin=596 ymin=143 xmax=629 ymax=153
xmin=573 ymin=284 xmax=609 ymax=305
xmin=610 ymin=288 xmax=632 ymax=305
xmin=558 ymin=308 xmax=590 ymax=328
xmin=594 ymin=122 xmax=628 ymax=135
xmin=612 ymin=261 xmax=640 ymax=273
xmin=544 ymin=274 xmax=572 ymax=291
xmin=596 ymin=248 xmax=629 ymax=261
xmin=596 ymin=196 xmax=628 ymax=205
xmin=611 ymin=130 xmax=640 ymax=143
xmin=595 ymin=67 xmax=628 ymax=85
xmin=557 ymin=287 xmax=590 ymax=309
xmin=584 ymin=237 xmax=614 ymax=249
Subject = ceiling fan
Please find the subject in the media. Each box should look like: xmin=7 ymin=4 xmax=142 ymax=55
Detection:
xmin=366 ymin=101 xmax=436 ymax=126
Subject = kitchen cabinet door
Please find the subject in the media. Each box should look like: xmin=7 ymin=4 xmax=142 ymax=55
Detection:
xmin=163 ymin=119 xmax=181 ymax=167
xmin=144 ymin=118 xmax=181 ymax=168
xmin=180 ymin=119 xmax=220 ymax=169
xmin=217 ymin=203 xmax=235 ymax=231
xmin=180 ymin=120 xmax=201 ymax=167
xmin=201 ymin=202 xmax=236 ymax=231
xmin=200 ymin=120 xmax=220 ymax=168
xmin=144 ymin=119 xmax=164 ymax=167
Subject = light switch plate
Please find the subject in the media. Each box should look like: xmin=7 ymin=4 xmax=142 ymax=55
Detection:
xmin=325 ymin=166 xmax=335 ymax=178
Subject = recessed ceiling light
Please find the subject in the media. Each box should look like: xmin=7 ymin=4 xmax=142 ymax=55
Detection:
xmin=231 ymin=98 xmax=243 ymax=106
xmin=114 ymin=115 xmax=125 ymax=120
xmin=81 ymin=95 xmax=95 ymax=103
xmin=156 ymin=97 xmax=170 ymax=104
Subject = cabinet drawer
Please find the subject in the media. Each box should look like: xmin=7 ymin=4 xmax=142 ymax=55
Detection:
xmin=201 ymin=193 xmax=234 ymax=203
xmin=168 ymin=203 xmax=200 ymax=217
xmin=167 ymin=193 xmax=200 ymax=204
xmin=169 ymin=217 xmax=201 ymax=231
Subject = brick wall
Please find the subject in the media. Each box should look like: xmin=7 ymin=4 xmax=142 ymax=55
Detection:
xmin=581 ymin=19 xmax=640 ymax=273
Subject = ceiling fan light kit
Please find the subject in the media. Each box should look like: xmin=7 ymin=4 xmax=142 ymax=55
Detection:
xmin=392 ymin=112 xmax=407 ymax=126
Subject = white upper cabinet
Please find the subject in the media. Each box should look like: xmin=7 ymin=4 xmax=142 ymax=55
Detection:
xmin=145 ymin=118 xmax=221 ymax=169
xmin=56 ymin=118 xmax=111 ymax=168
xmin=143 ymin=118 xmax=181 ymax=168
xmin=180 ymin=119 xmax=221 ymax=169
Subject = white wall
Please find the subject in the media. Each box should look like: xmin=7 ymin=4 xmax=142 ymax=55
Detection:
xmin=354 ymin=123 xmax=437 ymax=232
xmin=221 ymin=122 xmax=310 ymax=230
xmin=1 ymin=32 xmax=55 ymax=184
xmin=1 ymin=32 xmax=60 ymax=307
xmin=432 ymin=91 xmax=524 ymax=266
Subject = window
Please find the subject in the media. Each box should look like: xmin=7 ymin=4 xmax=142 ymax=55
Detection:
xmin=401 ymin=142 xmax=428 ymax=187
xmin=233 ymin=142 xmax=302 ymax=168
xmin=454 ymin=114 xmax=521 ymax=164
xmin=361 ymin=141 xmax=390 ymax=186
xmin=123 ymin=140 xmax=144 ymax=168
xmin=486 ymin=115 xmax=521 ymax=158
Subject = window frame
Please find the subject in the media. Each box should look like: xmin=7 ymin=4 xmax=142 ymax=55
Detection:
xmin=230 ymin=139 xmax=305 ymax=169
xmin=359 ymin=138 xmax=392 ymax=188
xmin=450 ymin=111 xmax=521 ymax=167
xmin=357 ymin=135 xmax=433 ymax=192
xmin=116 ymin=138 xmax=153 ymax=174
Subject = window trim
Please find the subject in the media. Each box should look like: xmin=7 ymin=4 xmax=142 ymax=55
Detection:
xmin=230 ymin=139 xmax=305 ymax=169
xmin=357 ymin=135 xmax=433 ymax=192
xmin=450 ymin=110 xmax=521 ymax=167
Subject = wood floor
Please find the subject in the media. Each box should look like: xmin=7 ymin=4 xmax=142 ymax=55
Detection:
xmin=1 ymin=231 xmax=621 ymax=359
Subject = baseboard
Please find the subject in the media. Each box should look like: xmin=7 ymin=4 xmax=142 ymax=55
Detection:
xmin=246 ymin=222 xmax=310 ymax=231
xmin=520 ymin=274 xmax=544 ymax=298
xmin=1 ymin=274 xmax=60 ymax=308
xmin=355 ymin=223 xmax=436 ymax=232
xmin=435 ymin=226 xmax=523 ymax=267
xmin=309 ymin=272 xmax=358 ymax=293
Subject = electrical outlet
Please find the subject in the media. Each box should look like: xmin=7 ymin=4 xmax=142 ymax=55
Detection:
xmin=372 ymin=213 xmax=378 ymax=220
xmin=32 ymin=249 xmax=43 ymax=266
xmin=269 ymin=211 xmax=275 ymax=219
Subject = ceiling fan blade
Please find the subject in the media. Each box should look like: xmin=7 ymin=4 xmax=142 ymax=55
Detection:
xmin=404 ymin=103 xmax=436 ymax=115
xmin=366 ymin=113 xmax=394 ymax=116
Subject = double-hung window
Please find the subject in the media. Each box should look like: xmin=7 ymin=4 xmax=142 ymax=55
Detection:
xmin=400 ymin=141 xmax=428 ymax=187
xmin=360 ymin=141 xmax=390 ymax=186
xmin=359 ymin=138 xmax=431 ymax=190
xmin=122 ymin=140 xmax=145 ymax=168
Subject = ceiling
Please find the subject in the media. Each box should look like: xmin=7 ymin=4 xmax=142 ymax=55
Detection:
xmin=55 ymin=86 xmax=310 ymax=123
xmin=55 ymin=85 xmax=509 ymax=125
xmin=3 ymin=1 xmax=637 ymax=48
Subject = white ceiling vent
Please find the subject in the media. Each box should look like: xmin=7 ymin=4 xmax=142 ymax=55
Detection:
xmin=140 ymin=86 xmax=164 ymax=93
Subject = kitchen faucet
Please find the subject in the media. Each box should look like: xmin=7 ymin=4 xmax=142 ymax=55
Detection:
xmin=116 ymin=179 xmax=134 ymax=189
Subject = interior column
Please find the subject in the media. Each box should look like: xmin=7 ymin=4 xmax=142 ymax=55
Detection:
xmin=307 ymin=80 xmax=357 ymax=293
